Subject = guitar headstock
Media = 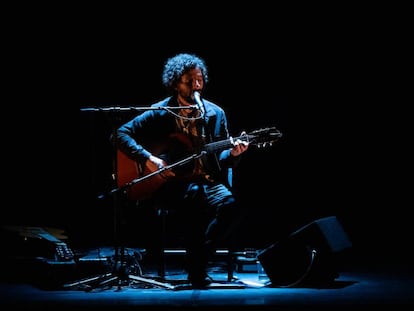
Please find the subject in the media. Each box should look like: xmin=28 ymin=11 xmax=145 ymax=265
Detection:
xmin=246 ymin=126 xmax=283 ymax=148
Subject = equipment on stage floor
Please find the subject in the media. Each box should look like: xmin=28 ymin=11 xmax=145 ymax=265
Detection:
xmin=0 ymin=226 xmax=76 ymax=288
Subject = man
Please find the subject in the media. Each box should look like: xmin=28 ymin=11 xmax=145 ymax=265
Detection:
xmin=115 ymin=53 xmax=249 ymax=288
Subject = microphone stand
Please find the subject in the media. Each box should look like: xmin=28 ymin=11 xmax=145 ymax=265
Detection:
xmin=64 ymin=105 xmax=203 ymax=291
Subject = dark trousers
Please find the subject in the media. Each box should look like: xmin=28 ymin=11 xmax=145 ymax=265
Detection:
xmin=155 ymin=180 xmax=239 ymax=277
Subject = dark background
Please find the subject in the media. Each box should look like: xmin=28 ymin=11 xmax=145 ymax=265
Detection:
xmin=2 ymin=9 xmax=410 ymax=270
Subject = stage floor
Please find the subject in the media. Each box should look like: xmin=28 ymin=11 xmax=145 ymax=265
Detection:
xmin=1 ymin=247 xmax=413 ymax=310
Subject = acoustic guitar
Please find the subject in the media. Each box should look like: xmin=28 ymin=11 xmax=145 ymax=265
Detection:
xmin=117 ymin=126 xmax=282 ymax=200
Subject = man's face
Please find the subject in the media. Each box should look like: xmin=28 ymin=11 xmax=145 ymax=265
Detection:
xmin=176 ymin=68 xmax=204 ymax=105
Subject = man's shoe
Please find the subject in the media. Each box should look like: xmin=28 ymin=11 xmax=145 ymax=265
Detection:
xmin=188 ymin=274 xmax=213 ymax=289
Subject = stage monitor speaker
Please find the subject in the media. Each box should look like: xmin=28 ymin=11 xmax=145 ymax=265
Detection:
xmin=257 ymin=216 xmax=352 ymax=287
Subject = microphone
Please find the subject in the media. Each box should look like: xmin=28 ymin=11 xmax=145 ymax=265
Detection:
xmin=193 ymin=91 xmax=205 ymax=117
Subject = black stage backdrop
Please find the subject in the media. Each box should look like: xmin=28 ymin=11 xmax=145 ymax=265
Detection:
xmin=2 ymin=15 xmax=410 ymax=270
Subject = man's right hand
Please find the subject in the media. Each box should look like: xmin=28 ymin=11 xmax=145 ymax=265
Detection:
xmin=148 ymin=155 xmax=175 ymax=177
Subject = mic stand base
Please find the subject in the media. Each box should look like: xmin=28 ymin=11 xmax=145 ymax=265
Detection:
xmin=63 ymin=269 xmax=175 ymax=291
xmin=63 ymin=247 xmax=175 ymax=291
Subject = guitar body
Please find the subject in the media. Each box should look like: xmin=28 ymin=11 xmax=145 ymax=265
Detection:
xmin=117 ymin=150 xmax=167 ymax=201
xmin=117 ymin=133 xmax=196 ymax=201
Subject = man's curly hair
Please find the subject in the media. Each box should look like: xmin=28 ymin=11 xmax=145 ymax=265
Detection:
xmin=162 ymin=53 xmax=209 ymax=93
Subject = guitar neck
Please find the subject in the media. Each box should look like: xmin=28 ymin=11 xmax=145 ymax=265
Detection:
xmin=202 ymin=135 xmax=249 ymax=154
